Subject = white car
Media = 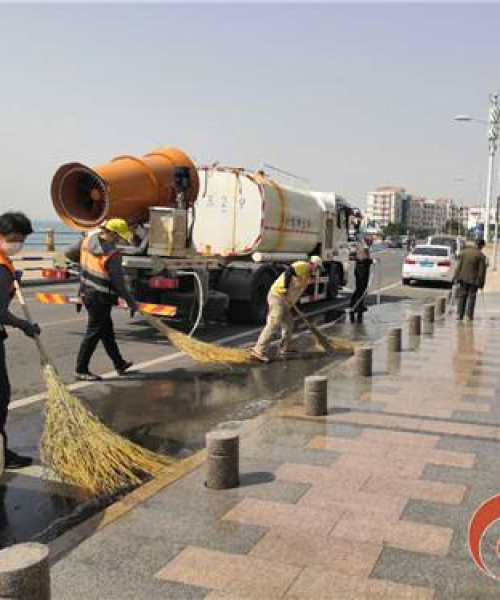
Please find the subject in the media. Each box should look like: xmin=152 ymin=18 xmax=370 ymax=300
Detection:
xmin=402 ymin=245 xmax=456 ymax=286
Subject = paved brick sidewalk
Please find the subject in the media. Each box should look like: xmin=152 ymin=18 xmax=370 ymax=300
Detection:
xmin=50 ymin=297 xmax=500 ymax=599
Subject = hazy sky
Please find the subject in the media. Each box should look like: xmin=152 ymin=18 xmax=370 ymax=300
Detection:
xmin=0 ymin=2 xmax=499 ymax=219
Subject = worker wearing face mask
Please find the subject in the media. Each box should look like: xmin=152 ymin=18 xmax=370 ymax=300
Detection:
xmin=0 ymin=211 xmax=40 ymax=469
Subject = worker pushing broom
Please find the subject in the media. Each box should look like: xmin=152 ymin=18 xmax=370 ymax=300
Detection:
xmin=65 ymin=218 xmax=137 ymax=382
xmin=250 ymin=256 xmax=325 ymax=363
xmin=0 ymin=211 xmax=40 ymax=469
xmin=0 ymin=210 xmax=172 ymax=494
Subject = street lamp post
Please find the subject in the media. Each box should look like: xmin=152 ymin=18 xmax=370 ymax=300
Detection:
xmin=485 ymin=93 xmax=499 ymax=243
xmin=454 ymin=92 xmax=499 ymax=243
xmin=493 ymin=195 xmax=500 ymax=270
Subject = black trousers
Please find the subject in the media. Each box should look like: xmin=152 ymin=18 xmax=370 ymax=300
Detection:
xmin=0 ymin=338 xmax=11 ymax=451
xmin=350 ymin=275 xmax=369 ymax=312
xmin=456 ymin=282 xmax=478 ymax=320
xmin=76 ymin=293 xmax=125 ymax=373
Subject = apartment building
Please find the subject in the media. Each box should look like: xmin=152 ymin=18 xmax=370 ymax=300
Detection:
xmin=367 ymin=184 xmax=471 ymax=231
xmin=366 ymin=186 xmax=408 ymax=227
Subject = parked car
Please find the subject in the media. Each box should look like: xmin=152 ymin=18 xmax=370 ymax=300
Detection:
xmin=427 ymin=235 xmax=465 ymax=258
xmin=387 ymin=236 xmax=403 ymax=248
xmin=402 ymin=245 xmax=456 ymax=286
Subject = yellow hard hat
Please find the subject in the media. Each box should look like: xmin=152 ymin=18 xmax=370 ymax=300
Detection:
xmin=104 ymin=219 xmax=132 ymax=243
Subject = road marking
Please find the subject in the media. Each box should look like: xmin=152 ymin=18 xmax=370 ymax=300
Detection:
xmin=9 ymin=279 xmax=401 ymax=411
xmin=7 ymin=315 xmax=86 ymax=333
xmin=39 ymin=316 xmax=86 ymax=327
xmin=377 ymin=282 xmax=401 ymax=294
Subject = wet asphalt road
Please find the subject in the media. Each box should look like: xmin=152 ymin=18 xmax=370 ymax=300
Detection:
xmin=1 ymin=249 xmax=450 ymax=546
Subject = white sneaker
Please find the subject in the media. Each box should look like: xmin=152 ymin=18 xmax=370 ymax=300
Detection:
xmin=250 ymin=349 xmax=270 ymax=363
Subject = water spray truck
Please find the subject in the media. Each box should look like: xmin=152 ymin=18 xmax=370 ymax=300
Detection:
xmin=47 ymin=146 xmax=352 ymax=326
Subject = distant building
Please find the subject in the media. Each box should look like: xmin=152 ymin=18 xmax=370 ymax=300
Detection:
xmin=366 ymin=185 xmax=493 ymax=233
xmin=366 ymin=186 xmax=409 ymax=228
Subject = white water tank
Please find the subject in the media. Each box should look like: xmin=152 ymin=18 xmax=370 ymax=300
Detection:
xmin=193 ymin=166 xmax=327 ymax=257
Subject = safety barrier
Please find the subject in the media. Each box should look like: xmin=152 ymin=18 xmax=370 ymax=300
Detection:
xmin=35 ymin=293 xmax=177 ymax=317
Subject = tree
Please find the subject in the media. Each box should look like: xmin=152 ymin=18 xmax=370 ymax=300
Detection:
xmin=382 ymin=223 xmax=405 ymax=238
xmin=443 ymin=219 xmax=461 ymax=235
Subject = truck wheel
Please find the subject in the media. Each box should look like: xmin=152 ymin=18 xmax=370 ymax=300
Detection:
xmin=245 ymin=269 xmax=274 ymax=324
xmin=227 ymin=269 xmax=275 ymax=324
xmin=327 ymin=264 xmax=341 ymax=299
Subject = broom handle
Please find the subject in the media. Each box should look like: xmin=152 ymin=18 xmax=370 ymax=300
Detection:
xmin=14 ymin=280 xmax=50 ymax=366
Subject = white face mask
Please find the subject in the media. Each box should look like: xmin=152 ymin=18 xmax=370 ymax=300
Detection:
xmin=1 ymin=241 xmax=24 ymax=256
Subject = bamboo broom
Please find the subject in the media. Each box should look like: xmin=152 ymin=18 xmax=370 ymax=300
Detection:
xmin=141 ymin=304 xmax=356 ymax=364
xmin=15 ymin=282 xmax=173 ymax=496
xmin=141 ymin=310 xmax=251 ymax=364
xmin=291 ymin=304 xmax=336 ymax=355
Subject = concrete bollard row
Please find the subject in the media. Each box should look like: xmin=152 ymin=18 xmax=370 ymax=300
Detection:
xmin=408 ymin=314 xmax=421 ymax=336
xmin=205 ymin=430 xmax=239 ymax=490
xmin=0 ymin=542 xmax=50 ymax=600
xmin=355 ymin=347 xmax=372 ymax=377
xmin=387 ymin=327 xmax=402 ymax=353
xmin=304 ymin=375 xmax=328 ymax=416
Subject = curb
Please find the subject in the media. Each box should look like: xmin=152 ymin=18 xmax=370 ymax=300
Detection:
xmin=48 ymin=450 xmax=206 ymax=563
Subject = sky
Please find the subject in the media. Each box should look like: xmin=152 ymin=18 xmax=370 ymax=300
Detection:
xmin=0 ymin=2 xmax=499 ymax=219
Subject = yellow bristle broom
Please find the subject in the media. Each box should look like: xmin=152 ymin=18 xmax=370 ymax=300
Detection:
xmin=142 ymin=302 xmax=358 ymax=364
xmin=15 ymin=282 xmax=173 ymax=496
xmin=141 ymin=311 xmax=251 ymax=364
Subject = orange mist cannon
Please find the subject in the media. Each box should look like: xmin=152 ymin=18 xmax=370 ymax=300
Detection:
xmin=51 ymin=147 xmax=199 ymax=230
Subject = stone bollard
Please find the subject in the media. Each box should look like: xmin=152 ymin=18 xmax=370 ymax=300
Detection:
xmin=424 ymin=304 xmax=435 ymax=323
xmin=205 ymin=430 xmax=239 ymax=490
xmin=0 ymin=542 xmax=50 ymax=600
xmin=436 ymin=296 xmax=447 ymax=317
xmin=387 ymin=327 xmax=402 ymax=353
xmin=304 ymin=375 xmax=328 ymax=416
xmin=45 ymin=230 xmax=55 ymax=252
xmin=355 ymin=347 xmax=372 ymax=377
xmin=408 ymin=314 xmax=421 ymax=336
xmin=423 ymin=304 xmax=435 ymax=335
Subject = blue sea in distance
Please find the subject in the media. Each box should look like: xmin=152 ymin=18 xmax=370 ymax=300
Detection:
xmin=27 ymin=220 xmax=80 ymax=251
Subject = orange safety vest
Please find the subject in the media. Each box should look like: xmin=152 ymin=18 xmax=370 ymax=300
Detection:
xmin=0 ymin=249 xmax=15 ymax=338
xmin=80 ymin=234 xmax=118 ymax=296
xmin=0 ymin=248 xmax=15 ymax=294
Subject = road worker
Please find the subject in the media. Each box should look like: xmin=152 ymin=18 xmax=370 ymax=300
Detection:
xmin=250 ymin=256 xmax=323 ymax=363
xmin=0 ymin=211 xmax=39 ymax=468
xmin=66 ymin=219 xmax=138 ymax=381
xmin=348 ymin=245 xmax=373 ymax=323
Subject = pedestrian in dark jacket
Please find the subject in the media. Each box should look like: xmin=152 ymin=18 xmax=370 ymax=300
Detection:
xmin=349 ymin=246 xmax=373 ymax=323
xmin=0 ymin=212 xmax=39 ymax=468
xmin=454 ymin=239 xmax=487 ymax=321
